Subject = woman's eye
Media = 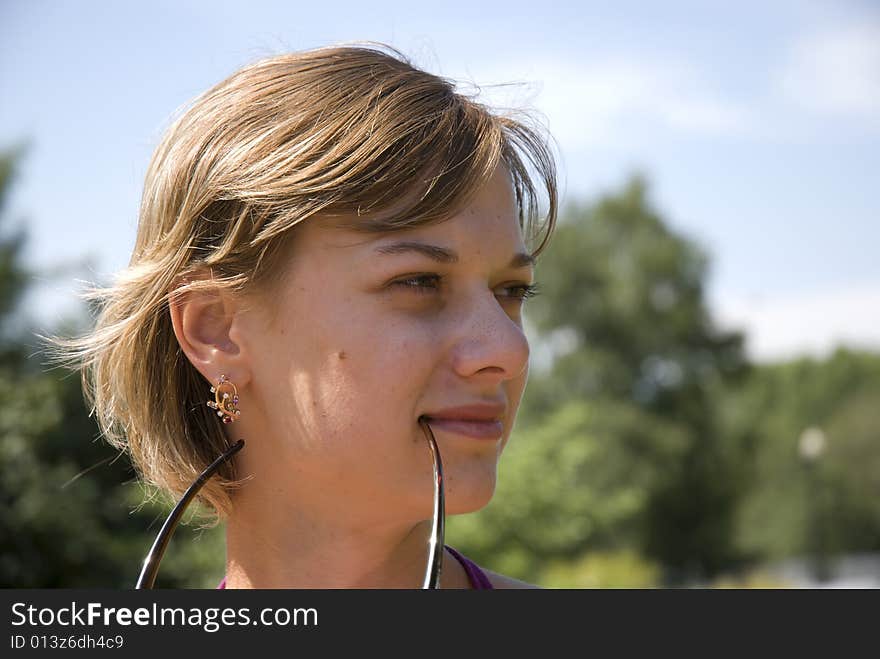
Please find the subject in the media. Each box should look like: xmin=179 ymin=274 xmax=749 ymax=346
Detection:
xmin=390 ymin=274 xmax=442 ymax=295
xmin=499 ymin=282 xmax=541 ymax=302
xmin=389 ymin=275 xmax=541 ymax=302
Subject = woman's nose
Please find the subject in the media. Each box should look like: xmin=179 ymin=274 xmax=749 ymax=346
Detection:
xmin=448 ymin=290 xmax=530 ymax=382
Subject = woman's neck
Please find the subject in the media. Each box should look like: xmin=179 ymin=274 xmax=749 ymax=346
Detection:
xmin=223 ymin=489 xmax=470 ymax=589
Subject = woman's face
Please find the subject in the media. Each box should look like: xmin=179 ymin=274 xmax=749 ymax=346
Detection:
xmin=233 ymin=165 xmax=535 ymax=523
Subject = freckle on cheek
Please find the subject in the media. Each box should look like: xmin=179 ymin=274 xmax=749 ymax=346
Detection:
xmin=338 ymin=350 xmax=347 ymax=360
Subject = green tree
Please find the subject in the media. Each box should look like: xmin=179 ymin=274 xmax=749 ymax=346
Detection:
xmin=731 ymin=349 xmax=880 ymax=569
xmin=0 ymin=145 xmax=224 ymax=588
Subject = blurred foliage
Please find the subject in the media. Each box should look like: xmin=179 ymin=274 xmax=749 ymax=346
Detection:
xmin=539 ymin=550 xmax=662 ymax=588
xmin=448 ymin=399 xmax=688 ymax=580
xmin=710 ymin=570 xmax=794 ymax=589
xmin=2 ymin=145 xmax=878 ymax=588
xmin=0 ymin=146 xmax=224 ymax=588
xmin=730 ymin=350 xmax=880 ymax=564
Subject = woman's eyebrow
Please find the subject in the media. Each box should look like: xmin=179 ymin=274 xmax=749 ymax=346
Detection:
xmin=373 ymin=241 xmax=536 ymax=269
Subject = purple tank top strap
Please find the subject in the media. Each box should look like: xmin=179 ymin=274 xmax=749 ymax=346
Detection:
xmin=445 ymin=545 xmax=494 ymax=590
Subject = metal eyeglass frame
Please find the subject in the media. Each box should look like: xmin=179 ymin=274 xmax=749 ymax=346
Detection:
xmin=135 ymin=417 xmax=445 ymax=589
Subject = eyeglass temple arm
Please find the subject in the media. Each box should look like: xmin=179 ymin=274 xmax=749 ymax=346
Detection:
xmin=135 ymin=439 xmax=245 ymax=589
xmin=419 ymin=418 xmax=445 ymax=589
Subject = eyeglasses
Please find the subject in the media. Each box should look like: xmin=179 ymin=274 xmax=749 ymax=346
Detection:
xmin=136 ymin=417 xmax=446 ymax=589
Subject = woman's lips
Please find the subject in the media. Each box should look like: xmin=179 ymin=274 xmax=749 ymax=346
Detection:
xmin=423 ymin=417 xmax=504 ymax=440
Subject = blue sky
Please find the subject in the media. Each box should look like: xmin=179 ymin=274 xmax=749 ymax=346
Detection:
xmin=1 ymin=0 xmax=878 ymax=361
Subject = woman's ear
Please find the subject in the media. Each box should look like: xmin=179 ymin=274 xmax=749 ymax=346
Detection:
xmin=168 ymin=277 xmax=252 ymax=387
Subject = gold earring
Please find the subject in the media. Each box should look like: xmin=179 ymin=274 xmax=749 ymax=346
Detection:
xmin=207 ymin=374 xmax=241 ymax=424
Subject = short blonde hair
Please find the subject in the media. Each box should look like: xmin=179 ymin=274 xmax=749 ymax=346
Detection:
xmin=47 ymin=43 xmax=558 ymax=520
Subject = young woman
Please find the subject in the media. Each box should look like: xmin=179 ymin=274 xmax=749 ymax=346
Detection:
xmin=52 ymin=43 xmax=557 ymax=588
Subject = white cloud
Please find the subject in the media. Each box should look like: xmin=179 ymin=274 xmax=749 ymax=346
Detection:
xmin=776 ymin=22 xmax=880 ymax=117
xmin=457 ymin=19 xmax=880 ymax=149
xmin=459 ymin=57 xmax=753 ymax=149
xmin=713 ymin=282 xmax=880 ymax=362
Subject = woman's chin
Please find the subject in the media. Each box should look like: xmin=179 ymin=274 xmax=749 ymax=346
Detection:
xmin=442 ymin=462 xmax=499 ymax=515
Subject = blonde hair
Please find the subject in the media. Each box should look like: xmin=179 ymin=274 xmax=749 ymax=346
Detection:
xmin=46 ymin=42 xmax=558 ymax=520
